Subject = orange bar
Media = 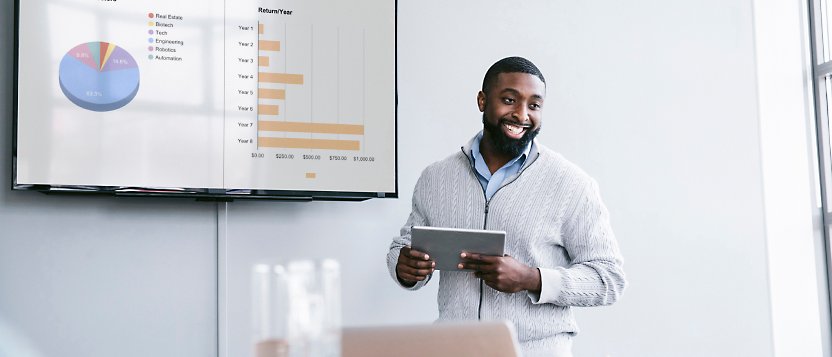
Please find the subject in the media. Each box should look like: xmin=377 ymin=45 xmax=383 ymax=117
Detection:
xmin=258 ymin=137 xmax=360 ymax=151
xmin=258 ymin=121 xmax=364 ymax=135
xmin=258 ymin=89 xmax=285 ymax=100
xmin=259 ymin=56 xmax=270 ymax=67
xmin=258 ymin=105 xmax=279 ymax=116
xmin=259 ymin=72 xmax=304 ymax=84
xmin=258 ymin=24 xmax=264 ymax=34
xmin=305 ymin=173 xmax=317 ymax=179
xmin=259 ymin=40 xmax=281 ymax=51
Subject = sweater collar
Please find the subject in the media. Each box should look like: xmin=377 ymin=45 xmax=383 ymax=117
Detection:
xmin=461 ymin=132 xmax=541 ymax=173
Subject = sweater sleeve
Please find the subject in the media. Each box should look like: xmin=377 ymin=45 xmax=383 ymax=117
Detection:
xmin=387 ymin=172 xmax=434 ymax=290
xmin=532 ymin=178 xmax=627 ymax=306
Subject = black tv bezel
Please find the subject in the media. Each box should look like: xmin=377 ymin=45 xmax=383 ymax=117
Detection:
xmin=10 ymin=0 xmax=398 ymax=202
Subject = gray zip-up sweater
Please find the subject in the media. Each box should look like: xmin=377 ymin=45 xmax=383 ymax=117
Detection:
xmin=387 ymin=137 xmax=627 ymax=353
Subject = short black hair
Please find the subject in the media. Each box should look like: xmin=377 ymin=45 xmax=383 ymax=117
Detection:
xmin=481 ymin=56 xmax=546 ymax=94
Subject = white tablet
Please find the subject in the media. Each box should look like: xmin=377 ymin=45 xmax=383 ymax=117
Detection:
xmin=410 ymin=226 xmax=506 ymax=271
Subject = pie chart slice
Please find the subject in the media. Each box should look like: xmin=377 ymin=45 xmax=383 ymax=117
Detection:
xmin=58 ymin=42 xmax=140 ymax=112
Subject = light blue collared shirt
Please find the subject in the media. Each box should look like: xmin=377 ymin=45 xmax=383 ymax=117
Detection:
xmin=470 ymin=131 xmax=532 ymax=201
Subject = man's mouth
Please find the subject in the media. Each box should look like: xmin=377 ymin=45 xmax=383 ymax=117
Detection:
xmin=501 ymin=120 xmax=531 ymax=136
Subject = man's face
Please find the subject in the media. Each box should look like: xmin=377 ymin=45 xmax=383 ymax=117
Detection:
xmin=477 ymin=72 xmax=545 ymax=157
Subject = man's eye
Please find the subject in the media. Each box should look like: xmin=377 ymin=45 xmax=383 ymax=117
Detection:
xmin=502 ymin=98 xmax=515 ymax=104
xmin=530 ymin=103 xmax=541 ymax=110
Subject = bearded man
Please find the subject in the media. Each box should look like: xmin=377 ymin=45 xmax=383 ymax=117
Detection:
xmin=387 ymin=56 xmax=627 ymax=357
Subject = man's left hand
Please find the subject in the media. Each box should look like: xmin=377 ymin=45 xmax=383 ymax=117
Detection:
xmin=458 ymin=253 xmax=541 ymax=294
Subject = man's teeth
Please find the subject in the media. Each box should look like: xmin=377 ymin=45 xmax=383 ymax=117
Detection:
xmin=504 ymin=122 xmax=526 ymax=135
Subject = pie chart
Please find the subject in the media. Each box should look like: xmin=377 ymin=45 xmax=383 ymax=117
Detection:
xmin=58 ymin=42 xmax=140 ymax=112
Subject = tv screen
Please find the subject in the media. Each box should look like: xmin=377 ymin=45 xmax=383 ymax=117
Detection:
xmin=12 ymin=0 xmax=397 ymax=201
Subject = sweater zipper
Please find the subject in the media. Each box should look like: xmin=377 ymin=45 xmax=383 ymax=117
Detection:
xmin=461 ymin=148 xmax=540 ymax=321
xmin=479 ymin=202 xmax=489 ymax=320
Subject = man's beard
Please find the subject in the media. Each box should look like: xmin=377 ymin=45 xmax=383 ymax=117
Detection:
xmin=482 ymin=114 xmax=540 ymax=158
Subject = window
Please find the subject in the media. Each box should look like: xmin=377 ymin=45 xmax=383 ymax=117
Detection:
xmin=808 ymin=1 xmax=832 ymax=348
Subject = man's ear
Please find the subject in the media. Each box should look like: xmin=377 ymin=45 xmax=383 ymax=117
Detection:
xmin=477 ymin=91 xmax=486 ymax=112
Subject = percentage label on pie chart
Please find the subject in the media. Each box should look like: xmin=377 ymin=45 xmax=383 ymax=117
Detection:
xmin=58 ymin=42 xmax=140 ymax=112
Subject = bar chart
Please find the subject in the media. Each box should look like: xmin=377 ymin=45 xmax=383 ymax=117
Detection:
xmin=256 ymin=23 xmax=365 ymax=152
xmin=222 ymin=0 xmax=395 ymax=193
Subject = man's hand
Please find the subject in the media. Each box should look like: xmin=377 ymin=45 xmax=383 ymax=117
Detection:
xmin=458 ymin=253 xmax=541 ymax=293
xmin=396 ymin=246 xmax=435 ymax=287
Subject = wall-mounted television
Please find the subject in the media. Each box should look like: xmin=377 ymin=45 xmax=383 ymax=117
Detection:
xmin=12 ymin=0 xmax=397 ymax=201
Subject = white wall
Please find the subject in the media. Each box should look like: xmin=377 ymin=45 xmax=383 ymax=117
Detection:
xmin=538 ymin=0 xmax=774 ymax=354
xmin=0 ymin=1 xmax=218 ymax=356
xmin=1 ymin=0 xmax=827 ymax=357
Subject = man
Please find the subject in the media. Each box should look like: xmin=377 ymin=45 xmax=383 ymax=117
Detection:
xmin=387 ymin=57 xmax=627 ymax=356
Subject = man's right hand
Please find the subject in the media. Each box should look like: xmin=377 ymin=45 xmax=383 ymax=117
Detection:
xmin=396 ymin=246 xmax=435 ymax=287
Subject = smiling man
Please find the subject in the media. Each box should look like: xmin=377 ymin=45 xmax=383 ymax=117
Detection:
xmin=387 ymin=57 xmax=627 ymax=356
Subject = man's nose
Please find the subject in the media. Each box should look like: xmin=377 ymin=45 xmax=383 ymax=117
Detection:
xmin=512 ymin=106 xmax=529 ymax=121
